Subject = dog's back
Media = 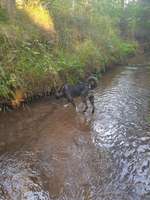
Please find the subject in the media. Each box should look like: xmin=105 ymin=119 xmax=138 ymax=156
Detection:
xmin=64 ymin=82 xmax=88 ymax=98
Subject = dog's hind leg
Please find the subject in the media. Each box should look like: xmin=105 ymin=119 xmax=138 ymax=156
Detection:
xmin=88 ymin=95 xmax=95 ymax=114
xmin=66 ymin=95 xmax=76 ymax=108
xmin=70 ymin=99 xmax=76 ymax=108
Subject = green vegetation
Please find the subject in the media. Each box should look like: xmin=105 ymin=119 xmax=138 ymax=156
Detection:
xmin=0 ymin=0 xmax=138 ymax=104
xmin=120 ymin=0 xmax=150 ymax=48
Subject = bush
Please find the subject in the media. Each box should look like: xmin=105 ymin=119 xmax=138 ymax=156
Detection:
xmin=0 ymin=1 xmax=138 ymax=102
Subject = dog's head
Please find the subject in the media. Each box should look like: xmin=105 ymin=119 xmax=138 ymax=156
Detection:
xmin=87 ymin=76 xmax=98 ymax=90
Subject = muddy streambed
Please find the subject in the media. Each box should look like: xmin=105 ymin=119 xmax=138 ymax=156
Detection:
xmin=0 ymin=65 xmax=150 ymax=200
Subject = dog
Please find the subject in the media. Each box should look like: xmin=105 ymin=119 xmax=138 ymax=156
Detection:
xmin=55 ymin=76 xmax=98 ymax=113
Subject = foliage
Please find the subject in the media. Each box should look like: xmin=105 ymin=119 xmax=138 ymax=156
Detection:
xmin=0 ymin=8 xmax=8 ymax=22
xmin=120 ymin=0 xmax=150 ymax=45
xmin=0 ymin=0 xmax=137 ymax=100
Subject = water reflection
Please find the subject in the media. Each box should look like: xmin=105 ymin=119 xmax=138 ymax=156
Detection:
xmin=93 ymin=66 xmax=150 ymax=199
xmin=0 ymin=65 xmax=150 ymax=199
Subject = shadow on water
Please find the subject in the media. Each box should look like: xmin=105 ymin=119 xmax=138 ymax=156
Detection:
xmin=0 ymin=65 xmax=150 ymax=199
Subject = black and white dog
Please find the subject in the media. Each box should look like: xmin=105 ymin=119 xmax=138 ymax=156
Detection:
xmin=55 ymin=76 xmax=98 ymax=113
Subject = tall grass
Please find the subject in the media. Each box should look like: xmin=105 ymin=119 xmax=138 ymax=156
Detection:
xmin=0 ymin=1 xmax=137 ymax=105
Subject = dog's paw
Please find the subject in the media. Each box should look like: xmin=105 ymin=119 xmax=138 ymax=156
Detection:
xmin=64 ymin=104 xmax=69 ymax=108
xmin=76 ymin=106 xmax=80 ymax=112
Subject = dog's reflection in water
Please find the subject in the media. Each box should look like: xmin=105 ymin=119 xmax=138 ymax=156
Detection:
xmin=73 ymin=103 xmax=93 ymax=131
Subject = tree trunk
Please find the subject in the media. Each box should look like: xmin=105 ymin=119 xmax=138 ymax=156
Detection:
xmin=0 ymin=0 xmax=16 ymax=18
xmin=121 ymin=0 xmax=125 ymax=8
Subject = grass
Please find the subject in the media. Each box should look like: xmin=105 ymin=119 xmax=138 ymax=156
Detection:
xmin=0 ymin=4 xmax=137 ymax=107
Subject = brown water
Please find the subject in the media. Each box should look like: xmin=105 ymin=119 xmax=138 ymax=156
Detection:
xmin=0 ymin=65 xmax=150 ymax=200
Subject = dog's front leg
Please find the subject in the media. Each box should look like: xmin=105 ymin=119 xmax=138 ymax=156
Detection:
xmin=88 ymin=95 xmax=95 ymax=114
xmin=81 ymin=96 xmax=88 ymax=113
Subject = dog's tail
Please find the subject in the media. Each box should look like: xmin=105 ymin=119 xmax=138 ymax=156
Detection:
xmin=87 ymin=76 xmax=98 ymax=90
xmin=55 ymin=86 xmax=65 ymax=99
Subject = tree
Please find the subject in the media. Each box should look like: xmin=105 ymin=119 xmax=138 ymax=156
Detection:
xmin=0 ymin=0 xmax=16 ymax=17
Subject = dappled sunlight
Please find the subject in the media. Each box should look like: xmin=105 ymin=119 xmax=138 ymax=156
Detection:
xmin=11 ymin=89 xmax=25 ymax=108
xmin=18 ymin=4 xmax=55 ymax=33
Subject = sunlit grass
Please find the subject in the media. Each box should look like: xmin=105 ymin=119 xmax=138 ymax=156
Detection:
xmin=0 ymin=1 xmax=138 ymax=104
xmin=19 ymin=4 xmax=55 ymax=33
xmin=11 ymin=89 xmax=25 ymax=108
